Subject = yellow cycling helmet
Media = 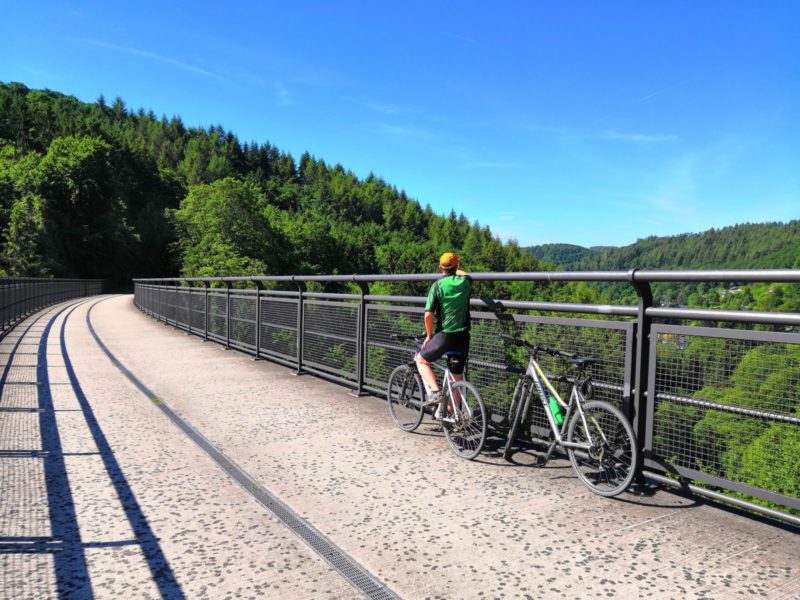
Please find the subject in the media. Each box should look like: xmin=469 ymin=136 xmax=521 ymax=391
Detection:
xmin=439 ymin=251 xmax=460 ymax=269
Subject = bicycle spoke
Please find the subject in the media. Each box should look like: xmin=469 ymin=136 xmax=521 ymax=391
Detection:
xmin=567 ymin=401 xmax=637 ymax=497
xmin=444 ymin=381 xmax=487 ymax=460
xmin=387 ymin=365 xmax=424 ymax=432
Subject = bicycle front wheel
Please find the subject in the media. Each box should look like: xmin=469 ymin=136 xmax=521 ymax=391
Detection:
xmin=502 ymin=377 xmax=530 ymax=461
xmin=387 ymin=365 xmax=425 ymax=432
xmin=443 ymin=381 xmax=487 ymax=460
xmin=566 ymin=400 xmax=638 ymax=497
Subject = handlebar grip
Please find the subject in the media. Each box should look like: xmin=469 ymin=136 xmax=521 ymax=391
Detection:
xmin=500 ymin=334 xmax=523 ymax=346
xmin=540 ymin=347 xmax=575 ymax=358
xmin=391 ymin=333 xmax=426 ymax=342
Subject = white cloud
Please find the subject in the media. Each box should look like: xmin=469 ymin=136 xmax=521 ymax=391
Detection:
xmin=21 ymin=66 xmax=57 ymax=79
xmin=637 ymin=80 xmax=688 ymax=102
xmin=344 ymin=98 xmax=408 ymax=115
xmin=76 ymin=38 xmax=221 ymax=80
xmin=535 ymin=125 xmax=678 ymax=144
xmin=645 ymin=137 xmax=748 ymax=222
xmin=275 ymin=82 xmax=293 ymax=107
xmin=601 ymin=130 xmax=679 ymax=143
xmin=464 ymin=161 xmax=527 ymax=169
xmin=372 ymin=123 xmax=436 ymax=138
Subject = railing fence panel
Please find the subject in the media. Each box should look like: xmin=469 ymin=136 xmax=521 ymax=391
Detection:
xmin=133 ymin=272 xmax=800 ymax=524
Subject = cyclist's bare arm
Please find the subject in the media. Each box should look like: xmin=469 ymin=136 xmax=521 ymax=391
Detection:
xmin=423 ymin=311 xmax=434 ymax=348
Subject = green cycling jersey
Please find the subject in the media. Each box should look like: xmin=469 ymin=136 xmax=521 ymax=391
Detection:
xmin=425 ymin=273 xmax=472 ymax=333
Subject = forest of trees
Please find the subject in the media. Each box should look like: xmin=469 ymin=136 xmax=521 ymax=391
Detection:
xmin=527 ymin=224 xmax=800 ymax=311
xmin=0 ymin=82 xmax=539 ymax=296
xmin=528 ymin=222 xmax=800 ymax=272
xmin=524 ymin=242 xmax=610 ymax=265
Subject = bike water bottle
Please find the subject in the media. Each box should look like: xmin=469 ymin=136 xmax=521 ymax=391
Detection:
xmin=548 ymin=396 xmax=564 ymax=425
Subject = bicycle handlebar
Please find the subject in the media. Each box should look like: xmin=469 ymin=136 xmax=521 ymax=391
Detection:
xmin=500 ymin=334 xmax=581 ymax=360
xmin=390 ymin=333 xmax=426 ymax=342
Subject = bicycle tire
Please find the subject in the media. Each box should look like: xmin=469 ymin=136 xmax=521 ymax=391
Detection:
xmin=387 ymin=364 xmax=425 ymax=432
xmin=507 ymin=376 xmax=527 ymax=423
xmin=502 ymin=378 xmax=530 ymax=461
xmin=443 ymin=381 xmax=487 ymax=460
xmin=566 ymin=400 xmax=638 ymax=497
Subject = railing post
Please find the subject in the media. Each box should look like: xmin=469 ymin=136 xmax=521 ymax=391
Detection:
xmin=293 ymin=277 xmax=306 ymax=376
xmin=186 ymin=280 xmax=192 ymax=335
xmin=173 ymin=281 xmax=179 ymax=328
xmin=628 ymin=268 xmax=653 ymax=486
xmin=161 ymin=280 xmax=167 ymax=324
xmin=350 ymin=278 xmax=369 ymax=396
xmin=203 ymin=280 xmax=210 ymax=342
xmin=253 ymin=279 xmax=264 ymax=360
xmin=224 ymin=280 xmax=232 ymax=349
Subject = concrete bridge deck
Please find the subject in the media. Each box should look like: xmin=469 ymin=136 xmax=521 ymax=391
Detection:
xmin=1 ymin=295 xmax=797 ymax=600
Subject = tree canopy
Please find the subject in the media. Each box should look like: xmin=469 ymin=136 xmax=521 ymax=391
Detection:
xmin=0 ymin=82 xmax=539 ymax=294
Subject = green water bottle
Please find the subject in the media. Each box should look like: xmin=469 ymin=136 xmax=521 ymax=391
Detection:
xmin=548 ymin=396 xmax=564 ymax=425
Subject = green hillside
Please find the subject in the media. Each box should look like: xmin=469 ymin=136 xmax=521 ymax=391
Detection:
xmin=0 ymin=82 xmax=538 ymax=295
xmin=525 ymin=243 xmax=612 ymax=266
xmin=1 ymin=81 xmax=796 ymax=311
xmin=573 ymin=222 xmax=800 ymax=271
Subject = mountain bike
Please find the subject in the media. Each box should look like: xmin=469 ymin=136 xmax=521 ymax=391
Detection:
xmin=386 ymin=334 xmax=487 ymax=460
xmin=501 ymin=334 xmax=638 ymax=497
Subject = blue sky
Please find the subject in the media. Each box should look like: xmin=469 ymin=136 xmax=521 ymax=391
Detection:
xmin=2 ymin=1 xmax=798 ymax=248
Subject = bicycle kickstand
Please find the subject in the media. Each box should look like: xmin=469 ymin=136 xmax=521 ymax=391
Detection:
xmin=537 ymin=440 xmax=558 ymax=466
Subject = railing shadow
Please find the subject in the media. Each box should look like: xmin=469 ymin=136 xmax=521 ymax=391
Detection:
xmin=57 ymin=302 xmax=185 ymax=599
xmin=0 ymin=302 xmax=185 ymax=599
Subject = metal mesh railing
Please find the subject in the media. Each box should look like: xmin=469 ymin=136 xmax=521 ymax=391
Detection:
xmin=230 ymin=293 xmax=257 ymax=350
xmin=208 ymin=292 xmax=227 ymax=342
xmin=303 ymin=301 xmax=359 ymax=381
xmin=133 ymin=271 xmax=800 ymax=522
xmin=648 ymin=324 xmax=800 ymax=507
xmin=2 ymin=278 xmax=104 ymax=331
xmin=259 ymin=297 xmax=298 ymax=361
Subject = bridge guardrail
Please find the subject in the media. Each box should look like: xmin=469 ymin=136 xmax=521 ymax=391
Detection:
xmin=133 ymin=270 xmax=800 ymax=526
xmin=1 ymin=277 xmax=105 ymax=334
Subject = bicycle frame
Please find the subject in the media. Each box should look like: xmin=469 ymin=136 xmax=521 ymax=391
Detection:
xmin=526 ymin=356 xmax=593 ymax=451
xmin=418 ymin=354 xmax=472 ymax=423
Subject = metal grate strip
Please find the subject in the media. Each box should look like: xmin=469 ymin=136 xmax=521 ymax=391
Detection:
xmin=85 ymin=298 xmax=398 ymax=600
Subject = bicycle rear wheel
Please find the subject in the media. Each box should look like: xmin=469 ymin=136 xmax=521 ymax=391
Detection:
xmin=387 ymin=365 xmax=425 ymax=432
xmin=502 ymin=377 xmax=530 ymax=461
xmin=443 ymin=381 xmax=487 ymax=460
xmin=566 ymin=400 xmax=637 ymax=497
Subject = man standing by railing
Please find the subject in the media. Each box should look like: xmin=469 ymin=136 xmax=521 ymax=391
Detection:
xmin=415 ymin=252 xmax=472 ymax=418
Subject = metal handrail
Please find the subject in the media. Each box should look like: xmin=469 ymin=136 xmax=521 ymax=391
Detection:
xmin=133 ymin=268 xmax=800 ymax=525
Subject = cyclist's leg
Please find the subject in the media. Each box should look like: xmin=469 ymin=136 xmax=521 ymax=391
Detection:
xmin=444 ymin=333 xmax=470 ymax=411
xmin=417 ymin=332 xmax=449 ymax=401
xmin=415 ymin=352 xmax=439 ymax=396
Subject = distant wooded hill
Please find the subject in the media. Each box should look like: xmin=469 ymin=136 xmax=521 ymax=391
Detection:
xmin=526 ymin=223 xmax=800 ymax=310
xmin=526 ymin=221 xmax=800 ymax=271
xmin=525 ymin=243 xmax=611 ymax=266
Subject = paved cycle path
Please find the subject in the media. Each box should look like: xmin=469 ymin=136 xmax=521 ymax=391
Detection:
xmin=1 ymin=295 xmax=797 ymax=599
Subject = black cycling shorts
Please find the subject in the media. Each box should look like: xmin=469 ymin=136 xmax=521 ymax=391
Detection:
xmin=420 ymin=330 xmax=470 ymax=375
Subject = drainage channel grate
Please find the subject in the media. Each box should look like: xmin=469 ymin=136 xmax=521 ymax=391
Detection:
xmin=85 ymin=300 xmax=399 ymax=600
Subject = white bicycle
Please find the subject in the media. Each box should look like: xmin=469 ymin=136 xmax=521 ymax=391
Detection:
xmin=386 ymin=334 xmax=487 ymax=460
